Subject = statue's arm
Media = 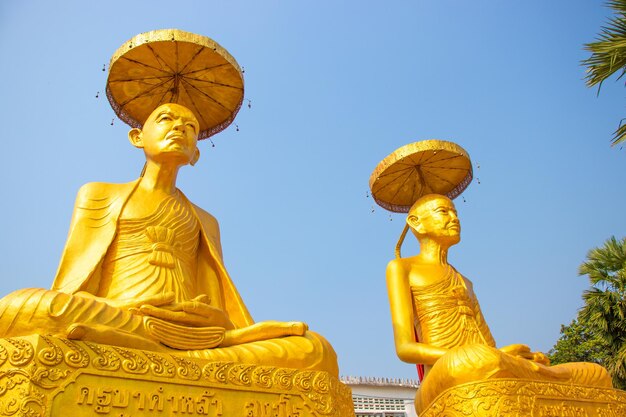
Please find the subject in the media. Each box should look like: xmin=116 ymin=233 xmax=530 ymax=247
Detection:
xmin=386 ymin=260 xmax=448 ymax=365
xmin=52 ymin=182 xmax=120 ymax=294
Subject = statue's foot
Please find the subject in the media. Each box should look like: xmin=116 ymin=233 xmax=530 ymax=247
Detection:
xmin=220 ymin=321 xmax=309 ymax=347
xmin=287 ymin=321 xmax=308 ymax=336
xmin=66 ymin=323 xmax=164 ymax=351
xmin=66 ymin=323 xmax=86 ymax=339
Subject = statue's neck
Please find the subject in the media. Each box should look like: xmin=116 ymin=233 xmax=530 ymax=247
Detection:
xmin=140 ymin=161 xmax=181 ymax=195
xmin=417 ymin=238 xmax=450 ymax=266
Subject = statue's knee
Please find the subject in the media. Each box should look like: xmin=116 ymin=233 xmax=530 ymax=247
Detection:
xmin=442 ymin=344 xmax=502 ymax=378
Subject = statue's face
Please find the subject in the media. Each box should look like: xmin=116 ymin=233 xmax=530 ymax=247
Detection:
xmin=410 ymin=196 xmax=461 ymax=244
xmin=140 ymin=103 xmax=200 ymax=165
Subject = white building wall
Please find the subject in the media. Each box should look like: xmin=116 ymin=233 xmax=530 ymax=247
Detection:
xmin=342 ymin=376 xmax=419 ymax=417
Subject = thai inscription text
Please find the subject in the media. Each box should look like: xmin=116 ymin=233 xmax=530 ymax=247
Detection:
xmin=533 ymin=400 xmax=624 ymax=417
xmin=76 ymin=386 xmax=222 ymax=415
xmin=245 ymin=394 xmax=301 ymax=417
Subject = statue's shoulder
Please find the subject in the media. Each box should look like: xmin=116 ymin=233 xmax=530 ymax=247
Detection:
xmin=188 ymin=202 xmax=219 ymax=227
xmin=386 ymin=256 xmax=417 ymax=285
xmin=71 ymin=181 xmax=138 ymax=213
xmin=75 ymin=181 xmax=137 ymax=201
xmin=448 ymin=265 xmax=472 ymax=285
xmin=387 ymin=256 xmax=412 ymax=273
xmin=459 ymin=273 xmax=475 ymax=291
xmin=387 ymin=255 xmax=428 ymax=272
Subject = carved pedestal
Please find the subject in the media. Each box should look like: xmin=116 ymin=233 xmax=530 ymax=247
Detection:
xmin=420 ymin=378 xmax=626 ymax=417
xmin=0 ymin=335 xmax=354 ymax=417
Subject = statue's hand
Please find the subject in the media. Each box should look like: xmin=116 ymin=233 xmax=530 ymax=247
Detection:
xmin=135 ymin=294 xmax=235 ymax=329
xmin=531 ymin=351 xmax=551 ymax=366
xmin=499 ymin=344 xmax=534 ymax=359
xmin=500 ymin=344 xmax=550 ymax=365
xmin=220 ymin=321 xmax=308 ymax=347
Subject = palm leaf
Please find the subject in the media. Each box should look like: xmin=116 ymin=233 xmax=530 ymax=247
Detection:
xmin=582 ymin=0 xmax=626 ymax=145
xmin=612 ymin=121 xmax=626 ymax=145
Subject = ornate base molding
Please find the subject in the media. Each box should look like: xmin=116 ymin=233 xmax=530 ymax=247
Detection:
xmin=420 ymin=378 xmax=626 ymax=417
xmin=0 ymin=334 xmax=354 ymax=417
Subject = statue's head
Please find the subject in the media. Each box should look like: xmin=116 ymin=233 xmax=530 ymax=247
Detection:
xmin=407 ymin=194 xmax=460 ymax=246
xmin=128 ymin=103 xmax=201 ymax=167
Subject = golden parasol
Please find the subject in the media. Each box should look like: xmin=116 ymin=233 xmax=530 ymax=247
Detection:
xmin=369 ymin=139 xmax=472 ymax=257
xmin=106 ymin=29 xmax=244 ymax=140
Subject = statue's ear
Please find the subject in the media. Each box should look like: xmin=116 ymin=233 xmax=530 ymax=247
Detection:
xmin=407 ymin=214 xmax=421 ymax=232
xmin=128 ymin=128 xmax=143 ymax=148
xmin=190 ymin=148 xmax=200 ymax=166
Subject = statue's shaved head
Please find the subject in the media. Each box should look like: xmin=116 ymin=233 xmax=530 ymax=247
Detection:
xmin=408 ymin=194 xmax=455 ymax=218
xmin=144 ymin=103 xmax=199 ymax=128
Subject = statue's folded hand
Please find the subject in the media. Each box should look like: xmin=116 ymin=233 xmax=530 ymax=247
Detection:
xmin=134 ymin=294 xmax=235 ymax=329
xmin=499 ymin=343 xmax=533 ymax=359
xmin=531 ymin=351 xmax=550 ymax=366
xmin=500 ymin=344 xmax=550 ymax=365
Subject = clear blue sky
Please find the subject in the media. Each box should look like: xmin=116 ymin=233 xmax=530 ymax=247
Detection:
xmin=0 ymin=1 xmax=624 ymax=379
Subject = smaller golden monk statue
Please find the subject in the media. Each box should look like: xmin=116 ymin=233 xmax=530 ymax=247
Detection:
xmin=0 ymin=29 xmax=337 ymax=377
xmin=369 ymin=140 xmax=618 ymax=415
xmin=387 ymin=194 xmax=612 ymax=411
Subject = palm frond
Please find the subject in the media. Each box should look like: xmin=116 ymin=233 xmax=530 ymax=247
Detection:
xmin=583 ymin=1 xmax=626 ymax=145
xmin=611 ymin=120 xmax=626 ymax=145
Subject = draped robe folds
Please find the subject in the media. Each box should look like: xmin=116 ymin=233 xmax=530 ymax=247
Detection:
xmin=412 ymin=266 xmax=612 ymax=412
xmin=0 ymin=181 xmax=338 ymax=376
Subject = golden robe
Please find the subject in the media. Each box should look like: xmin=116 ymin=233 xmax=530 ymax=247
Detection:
xmin=413 ymin=266 xmax=611 ymax=411
xmin=0 ymin=181 xmax=337 ymax=375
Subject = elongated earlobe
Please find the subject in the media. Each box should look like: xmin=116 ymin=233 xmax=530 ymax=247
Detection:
xmin=128 ymin=128 xmax=143 ymax=148
xmin=190 ymin=148 xmax=200 ymax=166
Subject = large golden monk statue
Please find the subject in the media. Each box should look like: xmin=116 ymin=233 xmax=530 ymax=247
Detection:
xmin=0 ymin=101 xmax=337 ymax=375
xmin=0 ymin=30 xmax=353 ymax=417
xmin=387 ymin=193 xmax=612 ymax=412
